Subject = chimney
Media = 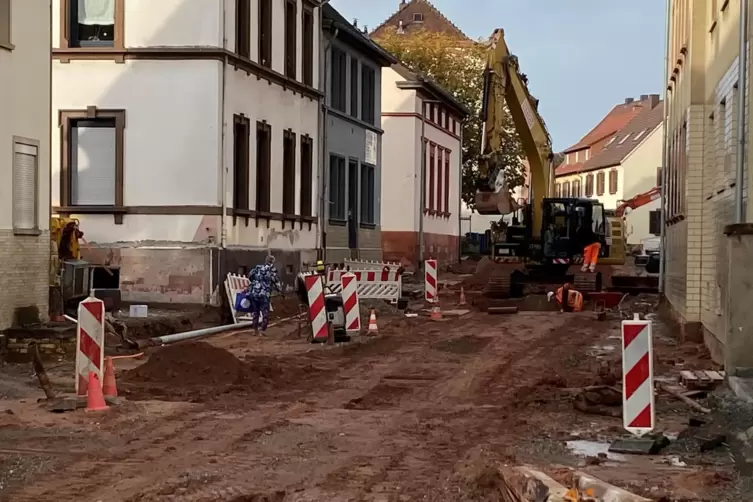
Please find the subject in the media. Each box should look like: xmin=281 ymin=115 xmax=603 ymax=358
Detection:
xmin=397 ymin=20 xmax=404 ymax=33
xmin=399 ymin=0 xmax=407 ymax=9
xmin=624 ymin=98 xmax=634 ymax=104
xmin=647 ymin=93 xmax=660 ymax=109
xmin=639 ymin=94 xmax=649 ymax=101
xmin=353 ymin=18 xmax=358 ymax=28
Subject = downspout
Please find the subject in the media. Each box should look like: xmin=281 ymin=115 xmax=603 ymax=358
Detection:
xmin=457 ymin=123 xmax=463 ymax=263
xmin=318 ymin=9 xmax=335 ymax=261
xmin=418 ymin=110 xmax=427 ymax=266
xmin=735 ymin=0 xmax=749 ymax=222
xmin=220 ymin=0 xmax=228 ymax=248
xmin=659 ymin=0 xmax=671 ymax=294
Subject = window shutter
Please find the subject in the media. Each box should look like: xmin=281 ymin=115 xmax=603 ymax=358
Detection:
xmin=71 ymin=126 xmax=117 ymax=205
xmin=596 ymin=172 xmax=605 ymax=196
xmin=609 ymin=170 xmax=618 ymax=194
xmin=13 ymin=142 xmax=37 ymax=231
xmin=649 ymin=209 xmax=661 ymax=235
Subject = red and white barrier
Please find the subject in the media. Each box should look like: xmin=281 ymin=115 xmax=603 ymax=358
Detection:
xmin=75 ymin=297 xmax=105 ymax=396
xmin=621 ymin=315 xmax=655 ymax=436
xmin=304 ymin=274 xmax=329 ymax=341
xmin=224 ymin=272 xmax=274 ymax=324
xmin=341 ymin=272 xmax=361 ymax=332
xmin=326 ymin=268 xmax=401 ymax=302
xmin=425 ymin=259 xmax=438 ymax=303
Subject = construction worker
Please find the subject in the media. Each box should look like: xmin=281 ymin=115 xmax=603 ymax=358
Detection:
xmin=315 ymin=259 xmax=325 ymax=275
xmin=246 ymin=255 xmax=283 ymax=335
xmin=547 ymin=283 xmax=584 ymax=312
xmin=576 ymin=219 xmax=600 ymax=272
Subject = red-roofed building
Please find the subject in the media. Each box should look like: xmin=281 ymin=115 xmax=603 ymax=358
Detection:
xmin=555 ymin=95 xmax=664 ymax=247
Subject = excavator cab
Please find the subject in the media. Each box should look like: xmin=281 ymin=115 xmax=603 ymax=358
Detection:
xmin=539 ymin=198 xmax=608 ymax=262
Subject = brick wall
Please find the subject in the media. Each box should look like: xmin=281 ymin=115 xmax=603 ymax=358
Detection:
xmin=0 ymin=230 xmax=51 ymax=330
xmin=382 ymin=230 xmax=458 ymax=267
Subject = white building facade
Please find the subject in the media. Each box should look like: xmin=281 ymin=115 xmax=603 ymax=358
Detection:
xmin=380 ymin=65 xmax=468 ymax=266
xmin=51 ymin=0 xmax=321 ymax=304
xmin=0 ymin=0 xmax=52 ymax=329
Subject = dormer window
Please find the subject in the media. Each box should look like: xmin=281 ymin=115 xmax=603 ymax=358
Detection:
xmin=413 ymin=13 xmax=424 ymax=22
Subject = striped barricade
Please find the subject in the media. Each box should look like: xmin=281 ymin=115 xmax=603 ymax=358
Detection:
xmin=326 ymin=268 xmax=402 ymax=303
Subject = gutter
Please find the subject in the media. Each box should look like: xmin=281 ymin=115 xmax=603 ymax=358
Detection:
xmin=735 ymin=0 xmax=749 ymax=222
xmin=219 ymin=0 xmax=228 ymax=249
xmin=659 ymin=0 xmax=671 ymax=293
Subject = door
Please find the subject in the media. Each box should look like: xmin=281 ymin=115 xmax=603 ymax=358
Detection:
xmin=347 ymin=159 xmax=359 ymax=254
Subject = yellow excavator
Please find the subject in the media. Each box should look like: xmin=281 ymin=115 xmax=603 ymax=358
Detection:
xmin=474 ymin=29 xmax=625 ymax=297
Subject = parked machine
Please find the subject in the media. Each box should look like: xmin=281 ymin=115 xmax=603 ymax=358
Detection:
xmin=294 ymin=270 xmax=347 ymax=343
xmin=473 ymin=29 xmax=626 ymax=297
xmin=50 ymin=217 xmax=92 ymax=313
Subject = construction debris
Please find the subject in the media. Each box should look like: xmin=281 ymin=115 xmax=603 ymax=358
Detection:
xmin=658 ymin=382 xmax=712 ymax=414
xmin=679 ymin=369 xmax=725 ymax=390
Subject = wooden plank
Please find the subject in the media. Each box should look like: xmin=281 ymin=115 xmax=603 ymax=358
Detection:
xmin=720 ymin=371 xmax=726 ymax=378
xmin=704 ymin=370 xmax=724 ymax=381
xmin=680 ymin=370 xmax=698 ymax=381
xmin=694 ymin=371 xmax=711 ymax=382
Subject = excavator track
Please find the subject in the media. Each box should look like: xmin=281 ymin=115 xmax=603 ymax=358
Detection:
xmin=484 ymin=267 xmax=512 ymax=298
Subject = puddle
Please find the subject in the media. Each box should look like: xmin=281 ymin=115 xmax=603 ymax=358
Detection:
xmin=566 ymin=440 xmax=627 ymax=461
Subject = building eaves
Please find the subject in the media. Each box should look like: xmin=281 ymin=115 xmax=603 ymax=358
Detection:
xmin=323 ymin=4 xmax=398 ymax=66
xmin=392 ymin=63 xmax=470 ymax=117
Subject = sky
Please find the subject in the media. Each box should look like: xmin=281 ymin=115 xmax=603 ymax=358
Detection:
xmin=329 ymin=0 xmax=666 ymax=151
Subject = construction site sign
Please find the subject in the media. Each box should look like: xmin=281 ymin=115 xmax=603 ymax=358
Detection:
xmin=621 ymin=315 xmax=655 ymax=437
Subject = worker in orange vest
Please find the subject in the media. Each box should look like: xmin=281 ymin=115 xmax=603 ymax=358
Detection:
xmin=547 ymin=283 xmax=584 ymax=312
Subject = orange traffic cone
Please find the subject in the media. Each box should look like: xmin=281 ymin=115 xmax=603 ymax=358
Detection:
xmin=368 ymin=309 xmax=378 ymax=335
xmin=102 ymin=357 xmax=118 ymax=397
xmin=458 ymin=287 xmax=467 ymax=306
xmin=430 ymin=304 xmax=443 ymax=320
xmin=85 ymin=372 xmax=108 ymax=412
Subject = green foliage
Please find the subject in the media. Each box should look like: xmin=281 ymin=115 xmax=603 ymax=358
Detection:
xmin=375 ymin=27 xmax=526 ymax=210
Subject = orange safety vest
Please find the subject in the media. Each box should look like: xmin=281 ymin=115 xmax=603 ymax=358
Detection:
xmin=555 ymin=285 xmax=584 ymax=312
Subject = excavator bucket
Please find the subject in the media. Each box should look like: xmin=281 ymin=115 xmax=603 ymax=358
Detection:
xmin=474 ymin=190 xmax=520 ymax=215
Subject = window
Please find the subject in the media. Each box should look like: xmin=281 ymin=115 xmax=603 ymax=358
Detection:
xmin=563 ymin=181 xmax=570 ymax=197
xmin=300 ymin=135 xmax=313 ymax=217
xmin=656 ymin=166 xmax=662 ymax=187
xmin=429 ymin=104 xmax=436 ymax=122
xmin=573 ymin=179 xmax=581 ymax=197
xmin=284 ymin=0 xmax=297 ymax=78
xmin=555 ymin=183 xmax=561 ymax=197
xmin=360 ymin=164 xmax=375 ymax=224
xmin=413 ymin=13 xmax=424 ymax=22
xmin=633 ymin=129 xmax=647 ymax=141
xmin=350 ymin=57 xmax=359 ymax=118
xmin=236 ymin=0 xmax=250 ymax=58
xmin=302 ymin=7 xmax=314 ymax=86
xmin=329 ymin=155 xmax=346 ymax=220
xmin=444 ymin=111 xmax=450 ymax=130
xmin=649 ymin=210 xmax=661 ymax=235
xmin=255 ymin=121 xmax=271 ymax=212
xmin=361 ymin=65 xmax=376 ymax=124
xmin=585 ymin=174 xmax=594 ymax=196
xmin=232 ymin=114 xmax=250 ymax=211
xmin=0 ymin=0 xmax=11 ymax=50
xmin=60 ymin=109 xmax=125 ymax=221
xmin=436 ymin=148 xmax=443 ymax=212
xmin=608 ymin=169 xmax=618 ymax=194
xmin=13 ymin=138 xmax=39 ymax=233
xmin=596 ymin=171 xmax=605 ymax=195
xmin=618 ymin=134 xmax=631 ymax=145
xmin=258 ymin=0 xmax=272 ymax=67
xmin=604 ymin=137 xmax=616 ymax=147
xmin=331 ymin=47 xmax=346 ymax=112
xmin=66 ymin=0 xmax=117 ymax=47
xmin=282 ymin=129 xmax=296 ymax=215
xmin=428 ymin=143 xmax=436 ymax=210
xmin=444 ymin=149 xmax=451 ymax=214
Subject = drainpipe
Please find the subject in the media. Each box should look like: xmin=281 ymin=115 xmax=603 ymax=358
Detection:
xmin=457 ymin=123 xmax=463 ymax=263
xmin=419 ymin=109 xmax=426 ymax=266
xmin=735 ymin=0 xmax=749 ymax=222
xmin=219 ymin=0 xmax=228 ymax=249
xmin=319 ymin=6 xmax=335 ymax=261
xmin=658 ymin=0 xmax=671 ymax=294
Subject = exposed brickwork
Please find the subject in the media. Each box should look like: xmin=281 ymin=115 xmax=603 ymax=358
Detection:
xmin=371 ymin=0 xmax=468 ymax=40
xmin=0 ymin=230 xmax=50 ymax=331
xmin=382 ymin=230 xmax=458 ymax=267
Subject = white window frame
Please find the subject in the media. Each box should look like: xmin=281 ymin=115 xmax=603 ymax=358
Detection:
xmin=12 ymin=136 xmax=40 ymax=235
xmin=618 ymin=134 xmax=631 ymax=144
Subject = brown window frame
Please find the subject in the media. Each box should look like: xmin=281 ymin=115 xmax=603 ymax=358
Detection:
xmin=282 ymin=128 xmax=297 ymax=215
xmin=608 ymin=169 xmax=618 ymax=194
xmin=596 ymin=171 xmax=605 ymax=196
xmin=0 ymin=0 xmax=12 ymax=51
xmin=236 ymin=0 xmax=250 ymax=58
xmin=563 ymin=181 xmax=570 ymax=198
xmin=284 ymin=0 xmax=297 ymax=78
xmin=428 ymin=142 xmax=436 ymax=211
xmin=585 ymin=174 xmax=594 ymax=197
xmin=444 ymin=148 xmax=451 ymax=215
xmin=300 ymin=135 xmax=313 ymax=217
xmin=555 ymin=183 xmax=561 ymax=197
xmin=573 ymin=179 xmax=581 ymax=197
xmin=59 ymin=0 xmax=125 ymax=54
xmin=302 ymin=5 xmax=314 ymax=86
xmin=58 ymin=107 xmax=126 ymax=224
xmin=330 ymin=46 xmax=347 ymax=112
xmin=361 ymin=63 xmax=376 ymax=124
xmin=255 ymin=120 xmax=272 ymax=213
xmin=232 ymin=114 xmax=250 ymax=212
xmin=436 ymin=147 xmax=443 ymax=213
xmin=258 ymin=0 xmax=272 ymax=68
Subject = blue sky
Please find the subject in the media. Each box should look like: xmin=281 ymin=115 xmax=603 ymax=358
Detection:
xmin=329 ymin=0 xmax=666 ymax=151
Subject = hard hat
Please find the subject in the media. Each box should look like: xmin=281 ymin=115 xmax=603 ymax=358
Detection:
xmin=547 ymin=291 xmax=554 ymax=302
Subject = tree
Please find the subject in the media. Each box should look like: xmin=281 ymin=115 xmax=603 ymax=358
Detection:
xmin=374 ymin=27 xmax=526 ymax=210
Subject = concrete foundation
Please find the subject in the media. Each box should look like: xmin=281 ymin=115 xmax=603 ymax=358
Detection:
xmin=723 ymin=224 xmax=753 ymax=375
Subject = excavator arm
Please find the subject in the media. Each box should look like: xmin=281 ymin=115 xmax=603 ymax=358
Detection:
xmin=475 ymin=28 xmax=554 ymax=238
xmin=615 ymin=186 xmax=660 ymax=217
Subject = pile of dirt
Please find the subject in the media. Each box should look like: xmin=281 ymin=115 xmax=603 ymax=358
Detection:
xmin=270 ymin=295 xmax=303 ymax=321
xmin=119 ymin=342 xmax=321 ymax=402
xmin=460 ymin=257 xmax=496 ymax=290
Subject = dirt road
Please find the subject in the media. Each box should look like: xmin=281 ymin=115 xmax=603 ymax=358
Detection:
xmin=0 ymin=303 xmax=744 ymax=501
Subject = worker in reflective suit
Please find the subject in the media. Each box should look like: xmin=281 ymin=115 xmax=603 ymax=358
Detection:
xmin=547 ymin=283 xmax=584 ymax=312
